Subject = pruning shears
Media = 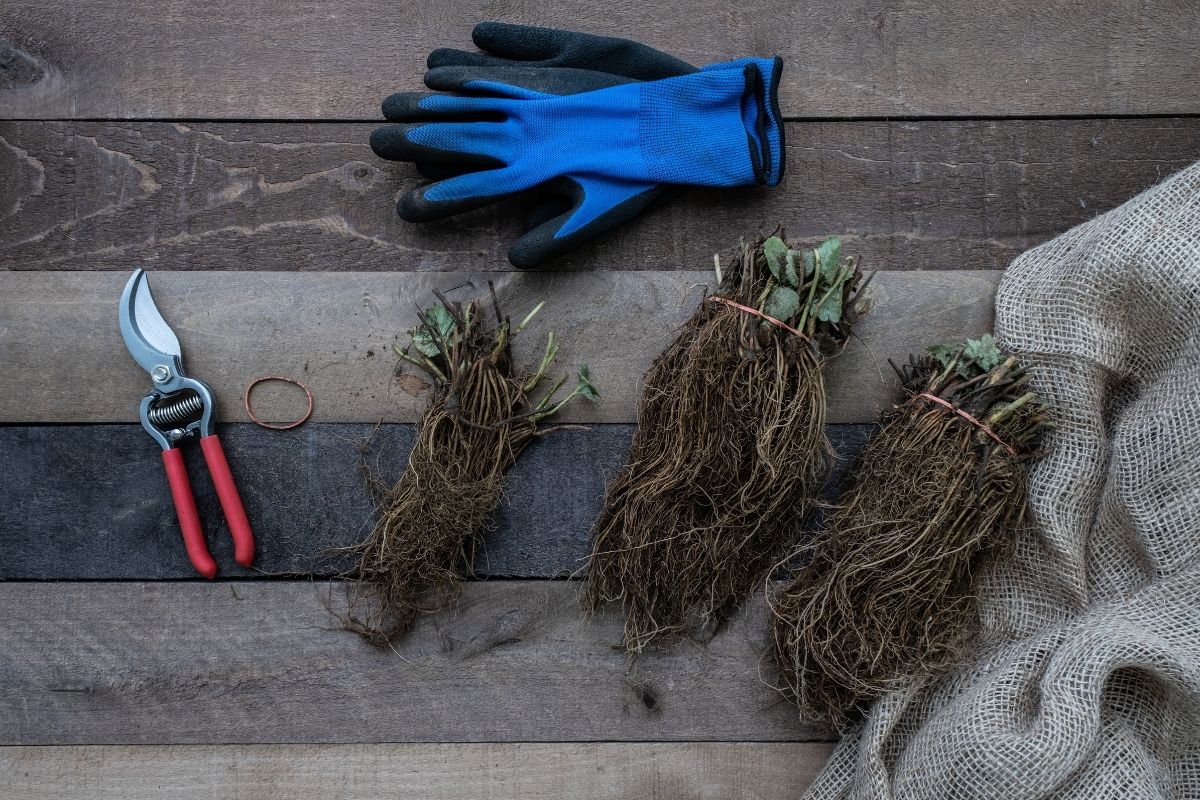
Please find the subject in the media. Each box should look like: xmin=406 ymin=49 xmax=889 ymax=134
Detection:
xmin=119 ymin=269 xmax=255 ymax=578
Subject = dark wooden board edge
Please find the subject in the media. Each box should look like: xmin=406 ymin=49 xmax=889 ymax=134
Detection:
xmin=0 ymin=422 xmax=872 ymax=580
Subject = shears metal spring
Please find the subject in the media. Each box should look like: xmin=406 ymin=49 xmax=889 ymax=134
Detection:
xmin=119 ymin=269 xmax=255 ymax=578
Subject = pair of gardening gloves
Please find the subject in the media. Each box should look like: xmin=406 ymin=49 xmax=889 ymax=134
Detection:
xmin=371 ymin=23 xmax=785 ymax=268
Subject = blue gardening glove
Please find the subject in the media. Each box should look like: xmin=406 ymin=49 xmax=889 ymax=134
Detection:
xmin=408 ymin=22 xmax=697 ymax=259
xmin=372 ymin=54 xmax=784 ymax=268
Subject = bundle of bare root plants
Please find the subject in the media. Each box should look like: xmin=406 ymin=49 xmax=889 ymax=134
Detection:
xmin=585 ymin=232 xmax=872 ymax=652
xmin=770 ymin=335 xmax=1051 ymax=726
xmin=345 ymin=287 xmax=598 ymax=647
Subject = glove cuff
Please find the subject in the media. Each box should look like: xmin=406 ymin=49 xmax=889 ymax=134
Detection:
xmin=752 ymin=57 xmax=785 ymax=186
xmin=701 ymin=57 xmax=784 ymax=186
xmin=638 ymin=57 xmax=785 ymax=188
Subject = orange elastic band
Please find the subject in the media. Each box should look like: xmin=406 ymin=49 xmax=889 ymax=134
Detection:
xmin=706 ymin=295 xmax=808 ymax=339
xmin=918 ymin=392 xmax=1017 ymax=456
xmin=244 ymin=376 xmax=314 ymax=431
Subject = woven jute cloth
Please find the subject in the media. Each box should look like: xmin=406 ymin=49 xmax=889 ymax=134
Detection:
xmin=803 ymin=161 xmax=1200 ymax=799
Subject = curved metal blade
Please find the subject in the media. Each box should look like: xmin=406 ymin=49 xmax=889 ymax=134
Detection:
xmin=119 ymin=269 xmax=184 ymax=378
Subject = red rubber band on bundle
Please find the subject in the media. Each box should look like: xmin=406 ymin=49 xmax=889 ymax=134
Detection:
xmin=244 ymin=376 xmax=314 ymax=431
xmin=918 ymin=392 xmax=1017 ymax=456
xmin=706 ymin=295 xmax=808 ymax=339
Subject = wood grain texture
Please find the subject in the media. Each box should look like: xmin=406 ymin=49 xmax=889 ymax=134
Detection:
xmin=0 ymin=269 xmax=997 ymax=425
xmin=0 ymin=742 xmax=835 ymax=800
xmin=0 ymin=423 xmax=874 ymax=580
xmin=1 ymin=1 xmax=1198 ymax=118
xmin=0 ymin=581 xmax=829 ymax=745
xmin=1 ymin=120 xmax=1197 ymax=273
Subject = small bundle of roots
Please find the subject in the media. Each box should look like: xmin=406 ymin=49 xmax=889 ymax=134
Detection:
xmin=585 ymin=232 xmax=871 ymax=652
xmin=346 ymin=286 xmax=596 ymax=647
xmin=770 ymin=336 xmax=1051 ymax=726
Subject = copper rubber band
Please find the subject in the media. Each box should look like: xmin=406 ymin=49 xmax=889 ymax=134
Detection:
xmin=244 ymin=376 xmax=314 ymax=431
xmin=918 ymin=392 xmax=1017 ymax=456
xmin=706 ymin=295 xmax=808 ymax=340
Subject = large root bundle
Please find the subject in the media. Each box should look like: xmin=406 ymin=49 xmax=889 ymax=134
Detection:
xmin=585 ymin=233 xmax=871 ymax=652
xmin=770 ymin=336 xmax=1051 ymax=725
xmin=346 ymin=288 xmax=597 ymax=646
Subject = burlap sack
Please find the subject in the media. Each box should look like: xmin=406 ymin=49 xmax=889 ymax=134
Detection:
xmin=803 ymin=161 xmax=1200 ymax=799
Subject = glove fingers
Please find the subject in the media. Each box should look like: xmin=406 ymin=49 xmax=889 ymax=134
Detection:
xmin=425 ymin=64 xmax=629 ymax=96
xmin=398 ymin=167 xmax=524 ymax=223
xmin=381 ymin=91 xmax=512 ymax=122
xmin=370 ymin=123 xmax=508 ymax=168
xmin=507 ymin=179 xmax=681 ymax=269
xmin=426 ymin=47 xmax=517 ymax=70
xmin=472 ymin=21 xmax=698 ymax=79
xmin=471 ymin=21 xmax=573 ymax=61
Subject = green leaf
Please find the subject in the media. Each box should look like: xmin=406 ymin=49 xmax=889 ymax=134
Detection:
xmin=412 ymin=304 xmax=456 ymax=357
xmin=816 ymin=296 xmax=844 ymax=323
xmin=784 ymin=250 xmax=802 ymax=286
xmin=802 ymin=249 xmax=816 ymax=279
xmin=927 ymin=343 xmax=960 ymax=369
xmin=762 ymin=236 xmax=789 ymax=283
xmin=577 ymin=364 xmax=600 ymax=403
xmin=815 ymin=290 xmax=843 ymax=323
xmin=963 ymin=333 xmax=1002 ymax=371
xmin=815 ymin=237 xmax=842 ymax=281
xmin=763 ymin=286 xmax=801 ymax=321
xmin=790 ymin=249 xmax=813 ymax=279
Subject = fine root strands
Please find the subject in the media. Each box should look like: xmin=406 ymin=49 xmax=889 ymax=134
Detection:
xmin=584 ymin=232 xmax=872 ymax=653
xmin=344 ymin=285 xmax=598 ymax=647
xmin=770 ymin=336 xmax=1051 ymax=727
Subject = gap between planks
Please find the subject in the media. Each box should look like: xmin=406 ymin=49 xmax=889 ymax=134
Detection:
xmin=0 ymin=269 xmax=1000 ymax=425
xmin=0 ymin=742 xmax=836 ymax=800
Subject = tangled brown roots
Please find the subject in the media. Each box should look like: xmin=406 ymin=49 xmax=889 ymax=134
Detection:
xmin=585 ymin=233 xmax=869 ymax=652
xmin=770 ymin=347 xmax=1050 ymax=726
xmin=346 ymin=289 xmax=596 ymax=647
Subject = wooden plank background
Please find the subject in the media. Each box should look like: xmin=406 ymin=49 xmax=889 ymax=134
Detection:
xmin=0 ymin=424 xmax=871 ymax=579
xmin=1 ymin=0 xmax=1197 ymax=795
xmin=0 ymin=270 xmax=999 ymax=424
xmin=1 ymin=120 xmax=1196 ymax=274
xmin=0 ymin=743 xmax=835 ymax=800
xmin=2 ymin=1 xmax=1198 ymax=118
xmin=0 ymin=581 xmax=827 ymax=744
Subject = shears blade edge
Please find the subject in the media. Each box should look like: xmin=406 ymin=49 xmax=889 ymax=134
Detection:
xmin=119 ymin=269 xmax=183 ymax=375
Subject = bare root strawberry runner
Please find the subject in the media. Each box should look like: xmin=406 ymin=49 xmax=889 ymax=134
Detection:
xmin=770 ymin=336 xmax=1051 ymax=726
xmin=584 ymin=232 xmax=873 ymax=652
xmin=345 ymin=286 xmax=597 ymax=647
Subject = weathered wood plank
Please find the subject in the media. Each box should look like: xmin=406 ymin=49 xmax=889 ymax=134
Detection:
xmin=0 ymin=581 xmax=828 ymax=744
xmin=0 ymin=269 xmax=997 ymax=425
xmin=0 ymin=742 xmax=835 ymax=799
xmin=0 ymin=423 xmax=873 ymax=580
xmin=1 ymin=120 xmax=1197 ymax=273
xmin=1 ymin=1 xmax=1197 ymax=118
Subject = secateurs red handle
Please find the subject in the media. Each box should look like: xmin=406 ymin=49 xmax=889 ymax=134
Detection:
xmin=159 ymin=437 xmax=255 ymax=579
xmin=200 ymin=435 xmax=255 ymax=568
xmin=161 ymin=447 xmax=218 ymax=579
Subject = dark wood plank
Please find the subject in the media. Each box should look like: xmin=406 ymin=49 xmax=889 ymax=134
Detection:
xmin=0 ymin=269 xmax=998 ymax=425
xmin=0 ymin=423 xmax=871 ymax=580
xmin=0 ymin=580 xmax=830 ymax=744
xmin=1 ymin=2 xmax=1197 ymax=118
xmin=0 ymin=742 xmax=835 ymax=799
xmin=2 ymin=120 xmax=1197 ymax=273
